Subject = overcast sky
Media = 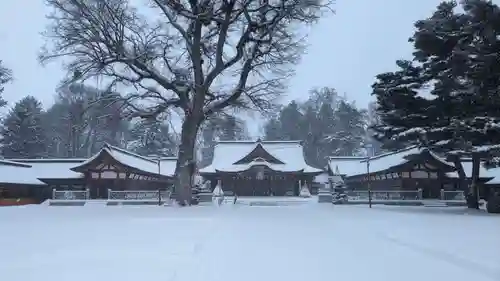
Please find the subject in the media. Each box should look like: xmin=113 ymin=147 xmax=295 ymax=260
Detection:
xmin=0 ymin=0 xmax=441 ymax=111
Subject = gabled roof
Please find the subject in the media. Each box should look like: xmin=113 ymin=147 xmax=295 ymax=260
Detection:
xmin=71 ymin=144 xmax=176 ymax=177
xmin=200 ymin=140 xmax=322 ymax=174
xmin=0 ymin=160 xmax=45 ymax=185
xmin=0 ymin=145 xmax=178 ymax=186
xmin=328 ymin=156 xmax=366 ymax=177
xmin=233 ymin=143 xmax=285 ymax=164
xmin=328 ymin=146 xmax=457 ymax=178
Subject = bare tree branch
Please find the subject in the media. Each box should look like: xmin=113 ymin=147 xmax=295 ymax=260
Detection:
xmin=41 ymin=0 xmax=332 ymax=203
xmin=0 ymin=60 xmax=13 ymax=107
xmin=41 ymin=0 xmax=332 ymax=121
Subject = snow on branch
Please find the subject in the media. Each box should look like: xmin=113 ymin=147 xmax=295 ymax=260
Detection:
xmin=41 ymin=0 xmax=332 ymax=121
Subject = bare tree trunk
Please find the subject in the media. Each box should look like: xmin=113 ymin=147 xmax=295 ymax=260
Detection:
xmin=450 ymin=155 xmax=466 ymax=192
xmin=469 ymin=155 xmax=480 ymax=209
xmin=173 ymin=116 xmax=200 ymax=206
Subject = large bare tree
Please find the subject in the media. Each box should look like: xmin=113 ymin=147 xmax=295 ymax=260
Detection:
xmin=40 ymin=0 xmax=330 ymax=205
xmin=0 ymin=60 xmax=13 ymax=108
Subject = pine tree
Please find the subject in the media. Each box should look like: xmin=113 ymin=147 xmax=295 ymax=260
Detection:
xmin=301 ymin=105 xmax=323 ymax=166
xmin=326 ymin=100 xmax=366 ymax=156
xmin=366 ymin=101 xmax=384 ymax=156
xmin=279 ymin=101 xmax=304 ymax=141
xmin=372 ymin=0 xmax=500 ymax=209
xmin=218 ymin=115 xmax=248 ymax=141
xmin=1 ymin=96 xmax=48 ymax=158
xmin=200 ymin=120 xmax=217 ymax=167
xmin=129 ymin=119 xmax=177 ymax=157
xmin=263 ymin=117 xmax=282 ymax=141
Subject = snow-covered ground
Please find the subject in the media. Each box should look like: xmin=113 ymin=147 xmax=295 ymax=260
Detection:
xmin=1 ymin=203 xmax=499 ymax=281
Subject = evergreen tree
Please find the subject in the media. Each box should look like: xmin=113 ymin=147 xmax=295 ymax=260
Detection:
xmin=263 ymin=117 xmax=282 ymax=141
xmin=301 ymin=105 xmax=323 ymax=166
xmin=200 ymin=114 xmax=249 ymax=166
xmin=129 ymin=119 xmax=177 ymax=157
xmin=372 ymin=0 xmax=500 ymax=209
xmin=326 ymin=100 xmax=366 ymax=156
xmin=279 ymin=101 xmax=303 ymax=141
xmin=218 ymin=115 xmax=249 ymax=141
xmin=200 ymin=120 xmax=217 ymax=166
xmin=366 ymin=101 xmax=384 ymax=156
xmin=1 ymin=96 xmax=48 ymax=158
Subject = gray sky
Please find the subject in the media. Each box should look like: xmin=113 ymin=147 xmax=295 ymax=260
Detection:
xmin=0 ymin=0 xmax=441 ymax=111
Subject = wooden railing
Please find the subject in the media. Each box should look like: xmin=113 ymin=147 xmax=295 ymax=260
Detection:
xmin=345 ymin=190 xmax=465 ymax=202
xmin=107 ymin=189 xmax=171 ymax=201
xmin=52 ymin=189 xmax=90 ymax=200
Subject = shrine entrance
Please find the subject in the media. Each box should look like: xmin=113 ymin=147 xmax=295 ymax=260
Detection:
xmin=219 ymin=166 xmax=301 ymax=196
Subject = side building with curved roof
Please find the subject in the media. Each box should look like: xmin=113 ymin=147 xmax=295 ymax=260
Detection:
xmin=327 ymin=146 xmax=500 ymax=200
xmin=0 ymin=144 xmax=177 ymax=203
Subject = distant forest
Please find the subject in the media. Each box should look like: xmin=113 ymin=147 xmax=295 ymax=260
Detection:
xmin=0 ymin=80 xmax=381 ymax=168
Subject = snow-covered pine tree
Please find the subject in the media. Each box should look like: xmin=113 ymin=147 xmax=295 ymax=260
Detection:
xmin=326 ymin=100 xmax=366 ymax=156
xmin=1 ymin=96 xmax=48 ymax=158
xmin=217 ymin=115 xmax=249 ymax=141
xmin=129 ymin=118 xmax=177 ymax=157
xmin=263 ymin=117 xmax=282 ymax=141
xmin=365 ymin=101 xmax=385 ymax=156
xmin=300 ymin=104 xmax=324 ymax=166
xmin=200 ymin=120 xmax=217 ymax=167
xmin=279 ymin=101 xmax=304 ymax=141
xmin=372 ymin=0 xmax=500 ymax=209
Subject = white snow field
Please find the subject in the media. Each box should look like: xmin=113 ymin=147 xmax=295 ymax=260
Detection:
xmin=1 ymin=203 xmax=499 ymax=281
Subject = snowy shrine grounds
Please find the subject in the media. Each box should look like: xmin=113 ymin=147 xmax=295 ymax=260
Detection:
xmin=1 ymin=201 xmax=499 ymax=281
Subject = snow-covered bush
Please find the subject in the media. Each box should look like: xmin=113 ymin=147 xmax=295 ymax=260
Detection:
xmin=212 ymin=184 xmax=224 ymax=197
xmin=299 ymin=184 xmax=311 ymax=198
xmin=332 ymin=182 xmax=349 ymax=204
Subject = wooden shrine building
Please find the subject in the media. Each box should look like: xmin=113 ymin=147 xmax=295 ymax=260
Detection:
xmin=327 ymin=146 xmax=500 ymax=199
xmin=199 ymin=140 xmax=322 ymax=196
xmin=0 ymin=144 xmax=177 ymax=203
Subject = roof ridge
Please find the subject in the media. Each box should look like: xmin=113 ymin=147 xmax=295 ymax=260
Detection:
xmin=158 ymin=157 xmax=177 ymax=161
xmin=328 ymin=156 xmax=366 ymax=160
xmin=9 ymin=158 xmax=87 ymax=163
xmin=216 ymin=140 xmax=302 ymax=144
xmin=0 ymin=159 xmax=32 ymax=168
xmin=106 ymin=144 xmax=157 ymax=163
xmin=360 ymin=146 xmax=419 ymax=162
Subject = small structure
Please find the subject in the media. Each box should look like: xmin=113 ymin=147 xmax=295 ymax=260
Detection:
xmin=200 ymin=140 xmax=322 ymax=196
xmin=317 ymin=182 xmax=332 ymax=203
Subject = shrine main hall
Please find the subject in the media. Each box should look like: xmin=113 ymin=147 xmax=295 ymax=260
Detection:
xmin=199 ymin=140 xmax=323 ymax=196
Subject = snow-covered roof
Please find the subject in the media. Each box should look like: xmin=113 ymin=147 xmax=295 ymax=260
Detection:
xmin=355 ymin=147 xmax=422 ymax=176
xmin=314 ymin=172 xmax=330 ymax=183
xmin=72 ymin=144 xmax=177 ymax=177
xmin=0 ymin=145 xmax=178 ymax=186
xmin=328 ymin=156 xmax=367 ymax=177
xmin=446 ymin=161 xmax=500 ymax=184
xmin=159 ymin=157 xmax=177 ymax=177
xmin=328 ymin=147 xmax=456 ymax=178
xmin=199 ymin=140 xmax=322 ymax=174
xmin=10 ymin=159 xmax=85 ymax=180
xmin=0 ymin=160 xmax=45 ymax=185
